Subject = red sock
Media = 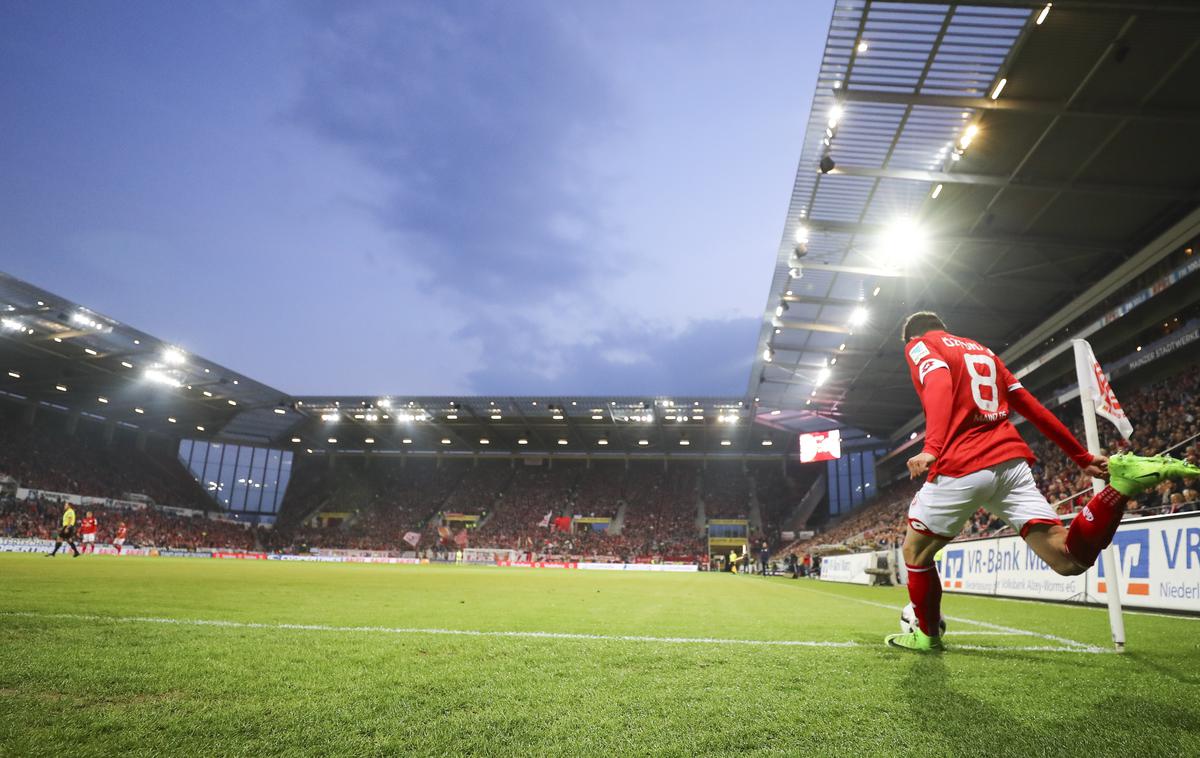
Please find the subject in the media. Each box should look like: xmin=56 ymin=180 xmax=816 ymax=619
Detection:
xmin=906 ymin=563 xmax=943 ymax=637
xmin=1065 ymin=485 xmax=1126 ymax=568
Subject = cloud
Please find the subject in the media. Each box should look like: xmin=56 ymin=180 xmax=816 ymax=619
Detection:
xmin=289 ymin=0 xmax=622 ymax=301
xmin=464 ymin=315 xmax=761 ymax=396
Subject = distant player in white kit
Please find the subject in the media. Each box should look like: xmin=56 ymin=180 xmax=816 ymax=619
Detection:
xmin=887 ymin=312 xmax=1200 ymax=652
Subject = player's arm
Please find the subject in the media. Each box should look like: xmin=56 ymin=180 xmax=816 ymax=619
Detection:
xmin=910 ymin=367 xmax=953 ymax=478
xmin=1000 ymin=362 xmax=1106 ymax=476
xmin=905 ymin=340 xmax=952 ymax=479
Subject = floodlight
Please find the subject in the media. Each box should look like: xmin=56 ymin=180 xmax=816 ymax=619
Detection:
xmin=879 ymin=218 xmax=928 ymax=267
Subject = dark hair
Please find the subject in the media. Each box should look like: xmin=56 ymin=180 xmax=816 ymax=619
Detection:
xmin=902 ymin=311 xmax=946 ymax=342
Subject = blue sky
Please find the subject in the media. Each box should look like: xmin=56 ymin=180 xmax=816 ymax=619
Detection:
xmin=1 ymin=0 xmax=831 ymax=396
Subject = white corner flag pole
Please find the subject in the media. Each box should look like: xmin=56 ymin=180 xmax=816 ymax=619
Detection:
xmin=1072 ymin=339 xmax=1126 ymax=651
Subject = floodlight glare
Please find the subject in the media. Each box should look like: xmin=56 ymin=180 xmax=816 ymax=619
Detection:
xmin=827 ymin=105 xmax=843 ymax=129
xmin=849 ymin=307 xmax=869 ymax=327
xmin=879 ymin=218 xmax=928 ymax=267
xmin=144 ymin=369 xmax=183 ymax=388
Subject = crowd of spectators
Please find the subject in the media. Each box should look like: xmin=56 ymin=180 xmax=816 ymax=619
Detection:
xmin=751 ymin=461 xmax=808 ymax=543
xmin=571 ymin=462 xmax=625 ymax=518
xmin=265 ymin=458 xmax=464 ymax=552
xmin=0 ymin=495 xmax=257 ymax=550
xmin=0 ymin=417 xmax=209 ymax=510
xmin=620 ymin=463 xmax=704 ymax=559
xmin=474 ymin=463 xmax=581 ymax=550
xmin=700 ymin=463 xmax=749 ymax=520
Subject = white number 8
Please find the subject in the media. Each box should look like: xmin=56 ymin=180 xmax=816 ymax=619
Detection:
xmin=964 ymin=354 xmax=999 ymax=412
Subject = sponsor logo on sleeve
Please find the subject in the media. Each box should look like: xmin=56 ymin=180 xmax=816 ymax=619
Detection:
xmin=908 ymin=341 xmax=931 ymax=364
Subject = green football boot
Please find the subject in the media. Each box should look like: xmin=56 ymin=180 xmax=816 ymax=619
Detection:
xmin=885 ymin=628 xmax=944 ymax=652
xmin=1107 ymin=453 xmax=1200 ymax=497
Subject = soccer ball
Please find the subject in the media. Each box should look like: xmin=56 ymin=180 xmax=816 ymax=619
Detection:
xmin=899 ymin=602 xmax=946 ymax=636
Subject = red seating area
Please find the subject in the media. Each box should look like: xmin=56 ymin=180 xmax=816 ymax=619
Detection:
xmin=570 ymin=462 xmax=624 ymax=518
xmin=475 ymin=463 xmax=581 ymax=550
xmin=621 ymin=462 xmax=703 ymax=558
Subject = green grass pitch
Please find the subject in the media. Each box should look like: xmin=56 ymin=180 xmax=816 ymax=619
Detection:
xmin=2 ymin=554 xmax=1198 ymax=756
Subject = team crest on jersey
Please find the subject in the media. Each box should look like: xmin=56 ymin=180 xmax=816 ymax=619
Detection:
xmin=907 ymin=341 xmax=930 ymax=364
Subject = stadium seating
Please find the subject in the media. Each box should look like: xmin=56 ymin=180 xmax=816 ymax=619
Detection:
xmin=0 ymin=412 xmax=210 ymax=510
xmin=4 ymin=361 xmax=1194 ymax=558
xmin=700 ymin=461 xmax=749 ymax=520
xmin=0 ymin=495 xmax=257 ymax=550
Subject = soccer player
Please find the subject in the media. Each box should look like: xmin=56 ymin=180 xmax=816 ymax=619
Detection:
xmin=113 ymin=522 xmax=128 ymax=555
xmin=46 ymin=502 xmax=81 ymax=558
xmin=78 ymin=510 xmax=98 ymax=554
xmin=886 ymin=312 xmax=1200 ymax=652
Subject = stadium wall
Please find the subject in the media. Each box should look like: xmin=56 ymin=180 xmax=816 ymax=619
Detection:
xmin=819 ymin=512 xmax=1200 ymax=613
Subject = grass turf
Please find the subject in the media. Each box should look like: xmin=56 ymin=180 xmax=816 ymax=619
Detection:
xmin=1 ymin=554 xmax=1198 ymax=756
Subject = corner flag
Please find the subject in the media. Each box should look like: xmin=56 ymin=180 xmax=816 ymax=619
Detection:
xmin=1072 ymin=338 xmax=1132 ymax=650
xmin=1073 ymin=339 xmax=1133 ymax=439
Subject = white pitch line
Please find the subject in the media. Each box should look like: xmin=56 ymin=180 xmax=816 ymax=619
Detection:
xmin=0 ymin=610 xmax=1112 ymax=653
xmin=0 ymin=611 xmax=859 ymax=648
xmin=790 ymin=584 xmax=1104 ymax=652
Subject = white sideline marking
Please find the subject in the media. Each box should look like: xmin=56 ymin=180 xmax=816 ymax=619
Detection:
xmin=0 ymin=610 xmax=1110 ymax=654
xmin=979 ymin=593 xmax=1200 ymax=622
xmin=791 ymin=585 xmax=1106 ymax=652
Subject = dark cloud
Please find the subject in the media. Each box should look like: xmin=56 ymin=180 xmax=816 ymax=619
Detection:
xmin=465 ymin=316 xmax=762 ymax=396
xmin=290 ymin=0 xmax=620 ymax=299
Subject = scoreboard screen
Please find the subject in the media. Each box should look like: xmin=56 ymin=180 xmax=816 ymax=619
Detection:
xmin=798 ymin=429 xmax=841 ymax=463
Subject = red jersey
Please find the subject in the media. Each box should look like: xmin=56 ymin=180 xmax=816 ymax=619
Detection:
xmin=905 ymin=330 xmax=1091 ymax=479
xmin=115 ymin=525 xmax=128 ymax=539
xmin=79 ymin=516 xmax=97 ymax=535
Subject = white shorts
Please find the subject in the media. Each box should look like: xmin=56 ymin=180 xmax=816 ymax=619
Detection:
xmin=81 ymin=533 xmax=96 ymax=544
xmin=908 ymin=459 xmax=1060 ymax=540
xmin=113 ymin=538 xmax=125 ymax=546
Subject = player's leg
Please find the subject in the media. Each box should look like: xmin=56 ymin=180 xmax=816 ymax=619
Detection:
xmin=994 ymin=461 xmax=1087 ymax=576
xmin=886 ymin=471 xmax=985 ymax=651
xmin=901 ymin=525 xmax=950 ymax=624
xmin=1062 ymin=453 xmax=1200 ymax=568
xmin=1023 ymin=524 xmax=1087 ymax=575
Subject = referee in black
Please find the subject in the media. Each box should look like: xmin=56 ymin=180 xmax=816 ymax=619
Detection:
xmin=47 ymin=502 xmax=80 ymax=557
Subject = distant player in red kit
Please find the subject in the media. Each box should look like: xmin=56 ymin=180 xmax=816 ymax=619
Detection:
xmin=78 ymin=511 xmax=98 ymax=554
xmin=113 ymin=522 xmax=128 ymax=554
xmin=887 ymin=312 xmax=1200 ymax=652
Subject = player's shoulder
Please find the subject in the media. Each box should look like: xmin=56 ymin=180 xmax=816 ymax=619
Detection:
xmin=904 ymin=330 xmax=951 ymax=365
xmin=921 ymin=331 xmax=996 ymax=355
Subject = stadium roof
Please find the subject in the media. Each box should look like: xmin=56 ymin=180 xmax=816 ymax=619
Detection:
xmin=0 ymin=274 xmax=841 ymax=457
xmin=750 ymin=0 xmax=1200 ymax=438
